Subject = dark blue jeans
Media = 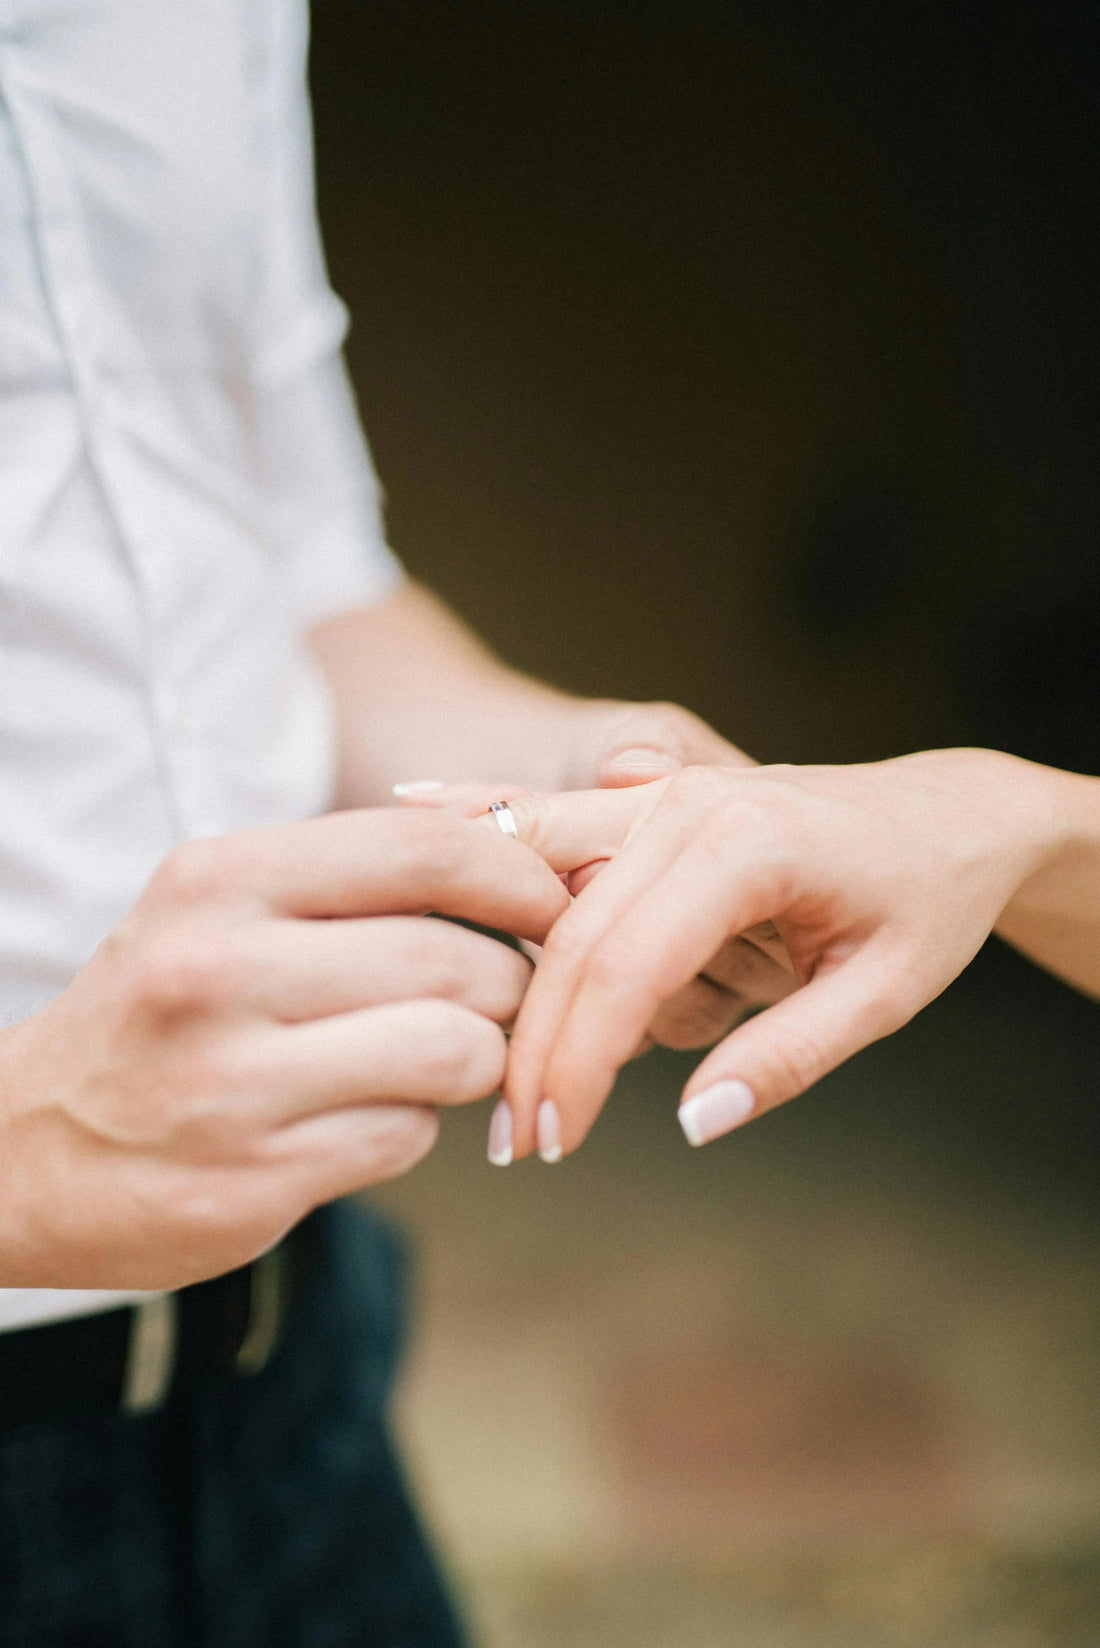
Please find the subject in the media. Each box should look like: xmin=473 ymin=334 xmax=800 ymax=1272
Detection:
xmin=0 ymin=1202 xmax=467 ymax=1648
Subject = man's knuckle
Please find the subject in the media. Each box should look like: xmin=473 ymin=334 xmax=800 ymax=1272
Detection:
xmin=169 ymin=1178 xmax=279 ymax=1265
xmin=169 ymin=1182 xmax=241 ymax=1248
xmin=392 ymin=1001 xmax=458 ymax=1081
xmin=215 ymin=927 xmax=266 ymax=1002
xmin=151 ymin=838 xmax=237 ymax=906
xmin=395 ymin=811 xmax=466 ymax=885
xmin=175 ymin=1102 xmax=254 ymax=1164
xmin=166 ymin=1028 xmax=272 ymax=1125
xmin=462 ymin=1019 xmax=508 ymax=1095
xmin=132 ymin=927 xmax=228 ymax=1013
xmin=540 ymin=915 xmax=587 ymax=967
xmin=720 ymin=784 xmax=793 ymax=841
xmin=431 ymin=926 xmax=528 ymax=1015
xmin=423 ymin=1005 xmax=506 ymax=1097
xmin=362 ymin=1106 xmax=440 ymax=1181
xmin=483 ymin=948 xmax=531 ymax=1019
xmin=415 ymin=924 xmax=474 ymax=999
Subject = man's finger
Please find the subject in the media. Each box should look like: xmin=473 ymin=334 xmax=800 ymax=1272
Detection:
xmin=645 ymin=973 xmax=746 ymax=1051
xmin=268 ymin=1104 xmax=442 ymax=1202
xmin=178 ymin=808 xmax=569 ymax=939
xmin=241 ymin=916 xmax=533 ymax=1026
xmin=698 ymin=930 xmax=798 ymax=994
xmin=645 ymin=939 xmax=797 ymax=1050
xmin=628 ymin=927 xmax=799 ymax=1052
xmin=259 ymin=998 xmax=510 ymax=1119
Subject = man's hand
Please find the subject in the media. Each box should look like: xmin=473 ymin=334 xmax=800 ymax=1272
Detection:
xmin=0 ymin=809 xmax=566 ymax=1289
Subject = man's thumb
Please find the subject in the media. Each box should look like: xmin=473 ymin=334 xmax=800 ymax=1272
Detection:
xmin=595 ymin=704 xmax=753 ymax=790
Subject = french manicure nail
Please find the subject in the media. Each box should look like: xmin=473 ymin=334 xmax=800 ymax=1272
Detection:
xmin=487 ymin=1099 xmax=513 ymax=1167
xmin=678 ymin=1080 xmax=755 ymax=1147
xmin=536 ymin=1100 xmax=563 ymax=1164
xmin=392 ymin=780 xmax=445 ymax=797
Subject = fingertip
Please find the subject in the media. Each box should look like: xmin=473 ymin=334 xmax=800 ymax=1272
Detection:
xmin=598 ymin=749 xmax=680 ymax=788
xmin=487 ymin=1098 xmax=513 ymax=1166
xmin=536 ymin=1100 xmax=564 ymax=1164
xmin=393 ymin=780 xmax=446 ymax=799
xmin=677 ymin=1080 xmax=755 ymax=1147
xmin=565 ymin=858 xmax=610 ymax=896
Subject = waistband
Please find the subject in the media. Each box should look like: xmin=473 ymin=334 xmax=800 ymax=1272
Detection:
xmin=0 ymin=1224 xmax=312 ymax=1438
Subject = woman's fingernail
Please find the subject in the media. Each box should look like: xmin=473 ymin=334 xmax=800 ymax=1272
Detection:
xmin=487 ymin=1099 xmax=513 ymax=1167
xmin=606 ymin=747 xmax=674 ymax=771
xmin=678 ymin=1080 xmax=755 ymax=1146
xmin=536 ymin=1100 xmax=563 ymax=1164
xmin=392 ymin=780 xmax=445 ymax=796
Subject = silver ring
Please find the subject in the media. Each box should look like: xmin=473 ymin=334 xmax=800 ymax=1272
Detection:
xmin=489 ymin=801 xmax=519 ymax=839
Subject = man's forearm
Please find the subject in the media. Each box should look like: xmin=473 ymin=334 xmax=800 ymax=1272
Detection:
xmin=308 ymin=581 xmax=604 ymax=806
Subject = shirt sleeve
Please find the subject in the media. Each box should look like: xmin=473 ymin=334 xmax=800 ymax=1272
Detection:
xmin=249 ymin=0 xmax=405 ymax=627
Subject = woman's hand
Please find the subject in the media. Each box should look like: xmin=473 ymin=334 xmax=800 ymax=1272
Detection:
xmin=483 ymin=749 xmax=1094 ymax=1161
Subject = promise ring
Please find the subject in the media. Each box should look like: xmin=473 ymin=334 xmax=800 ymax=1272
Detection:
xmin=489 ymin=801 xmax=519 ymax=839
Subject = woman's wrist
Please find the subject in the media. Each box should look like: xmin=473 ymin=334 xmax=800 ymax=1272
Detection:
xmin=984 ymin=753 xmax=1100 ymax=997
xmin=896 ymin=746 xmax=1076 ymax=882
xmin=992 ymin=757 xmax=1100 ymax=910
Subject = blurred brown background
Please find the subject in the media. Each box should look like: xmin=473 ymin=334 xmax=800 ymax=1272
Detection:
xmin=310 ymin=3 xmax=1100 ymax=1643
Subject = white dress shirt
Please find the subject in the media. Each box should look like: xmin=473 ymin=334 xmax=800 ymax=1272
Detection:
xmin=0 ymin=0 xmax=402 ymax=1330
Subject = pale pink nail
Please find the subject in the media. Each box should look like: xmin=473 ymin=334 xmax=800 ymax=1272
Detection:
xmin=678 ymin=1080 xmax=755 ymax=1146
xmin=392 ymin=780 xmax=445 ymax=797
xmin=606 ymin=747 xmax=674 ymax=771
xmin=487 ymin=1099 xmax=513 ymax=1167
xmin=536 ymin=1100 xmax=563 ymax=1164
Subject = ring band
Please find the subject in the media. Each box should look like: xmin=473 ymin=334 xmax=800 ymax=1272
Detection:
xmin=489 ymin=801 xmax=519 ymax=839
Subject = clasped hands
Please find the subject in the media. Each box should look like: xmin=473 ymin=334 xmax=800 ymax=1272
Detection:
xmin=0 ymin=692 xmax=1081 ymax=1291
xmin=0 ymin=701 xmax=742 ymax=1289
